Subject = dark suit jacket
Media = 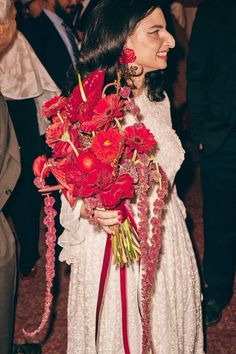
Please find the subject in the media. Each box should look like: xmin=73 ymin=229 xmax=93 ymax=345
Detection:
xmin=18 ymin=11 xmax=76 ymax=93
xmin=77 ymin=0 xmax=100 ymax=32
xmin=187 ymin=0 xmax=236 ymax=154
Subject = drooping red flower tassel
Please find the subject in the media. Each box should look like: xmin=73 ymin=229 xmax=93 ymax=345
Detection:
xmin=137 ymin=162 xmax=168 ymax=354
xmin=23 ymin=194 xmax=56 ymax=337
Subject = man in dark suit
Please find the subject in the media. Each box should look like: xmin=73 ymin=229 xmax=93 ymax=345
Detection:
xmin=187 ymin=0 xmax=236 ymax=325
xmin=19 ymin=0 xmax=79 ymax=94
xmin=76 ymin=0 xmax=99 ymax=33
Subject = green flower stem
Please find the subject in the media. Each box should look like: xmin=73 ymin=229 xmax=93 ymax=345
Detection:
xmin=114 ymin=118 xmax=123 ymax=132
xmin=57 ymin=112 xmax=64 ymax=122
xmin=132 ymin=149 xmax=137 ymax=163
xmin=61 ymin=131 xmax=79 ymax=157
xmin=110 ymin=219 xmax=140 ymax=267
xmin=78 ymin=73 xmax=87 ymax=102
xmin=67 ymin=139 xmax=79 ymax=157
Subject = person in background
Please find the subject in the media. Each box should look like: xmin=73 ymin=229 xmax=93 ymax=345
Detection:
xmin=0 ymin=1 xmax=21 ymax=352
xmin=22 ymin=0 xmax=44 ymax=18
xmin=170 ymin=0 xmax=186 ymax=29
xmin=14 ymin=0 xmax=44 ymax=35
xmin=75 ymin=0 xmax=99 ymax=35
xmin=181 ymin=0 xmax=202 ymax=39
xmin=1 ymin=1 xmax=60 ymax=278
xmin=187 ymin=0 xmax=236 ymax=326
xmin=18 ymin=0 xmax=80 ymax=94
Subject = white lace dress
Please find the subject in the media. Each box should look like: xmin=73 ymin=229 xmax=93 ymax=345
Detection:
xmin=58 ymin=93 xmax=204 ymax=354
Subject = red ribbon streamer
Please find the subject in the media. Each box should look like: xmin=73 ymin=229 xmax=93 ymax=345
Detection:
xmin=95 ymin=235 xmax=130 ymax=354
xmin=120 ymin=266 xmax=130 ymax=354
xmin=95 ymin=236 xmax=111 ymax=339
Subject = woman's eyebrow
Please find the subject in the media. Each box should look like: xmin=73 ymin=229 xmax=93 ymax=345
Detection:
xmin=149 ymin=24 xmax=164 ymax=29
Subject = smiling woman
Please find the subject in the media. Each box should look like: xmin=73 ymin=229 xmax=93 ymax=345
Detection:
xmin=49 ymin=0 xmax=205 ymax=353
xmin=126 ymin=8 xmax=175 ymax=74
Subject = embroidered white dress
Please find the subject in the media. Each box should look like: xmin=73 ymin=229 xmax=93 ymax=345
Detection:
xmin=58 ymin=93 xmax=204 ymax=354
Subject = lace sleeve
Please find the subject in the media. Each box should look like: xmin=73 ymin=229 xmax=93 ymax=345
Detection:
xmin=58 ymin=194 xmax=85 ymax=264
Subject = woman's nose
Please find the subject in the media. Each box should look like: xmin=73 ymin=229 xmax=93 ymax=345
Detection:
xmin=160 ymin=30 xmax=175 ymax=49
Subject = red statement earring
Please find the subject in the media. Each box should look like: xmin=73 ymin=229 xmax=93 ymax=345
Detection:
xmin=119 ymin=47 xmax=136 ymax=64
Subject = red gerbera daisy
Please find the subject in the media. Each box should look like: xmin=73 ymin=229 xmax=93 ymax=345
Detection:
xmin=91 ymin=128 xmax=124 ymax=164
xmin=40 ymin=96 xmax=67 ymax=118
xmin=124 ymin=123 xmax=156 ymax=154
xmin=81 ymin=94 xmax=125 ymax=132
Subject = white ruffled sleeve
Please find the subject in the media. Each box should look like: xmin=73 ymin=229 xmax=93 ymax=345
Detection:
xmin=58 ymin=194 xmax=85 ymax=264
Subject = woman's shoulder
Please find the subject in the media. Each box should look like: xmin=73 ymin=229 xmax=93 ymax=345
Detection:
xmin=135 ymin=91 xmax=172 ymax=127
xmin=136 ymin=91 xmax=170 ymax=108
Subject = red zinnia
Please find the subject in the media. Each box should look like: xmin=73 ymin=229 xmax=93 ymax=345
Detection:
xmin=81 ymin=94 xmax=125 ymax=132
xmin=124 ymin=123 xmax=156 ymax=154
xmin=91 ymin=128 xmax=124 ymax=164
xmin=76 ymin=151 xmax=99 ymax=173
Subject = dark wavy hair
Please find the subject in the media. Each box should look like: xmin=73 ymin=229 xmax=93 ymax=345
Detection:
xmin=78 ymin=0 xmax=167 ymax=102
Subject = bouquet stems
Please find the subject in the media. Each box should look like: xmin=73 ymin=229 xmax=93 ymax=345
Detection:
xmin=111 ymin=219 xmax=140 ymax=267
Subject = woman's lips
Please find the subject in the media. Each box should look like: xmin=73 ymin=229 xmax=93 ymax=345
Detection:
xmin=157 ymin=51 xmax=168 ymax=60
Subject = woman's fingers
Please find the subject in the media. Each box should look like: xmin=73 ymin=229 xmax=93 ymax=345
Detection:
xmin=96 ymin=217 xmax=119 ymax=226
xmin=94 ymin=209 xmax=121 ymax=228
xmin=102 ymin=225 xmax=115 ymax=235
xmin=94 ymin=209 xmax=119 ymax=220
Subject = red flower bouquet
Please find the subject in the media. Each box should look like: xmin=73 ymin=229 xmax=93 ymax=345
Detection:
xmin=27 ymin=70 xmax=169 ymax=353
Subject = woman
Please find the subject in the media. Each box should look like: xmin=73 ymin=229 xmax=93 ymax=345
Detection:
xmin=59 ymin=0 xmax=204 ymax=353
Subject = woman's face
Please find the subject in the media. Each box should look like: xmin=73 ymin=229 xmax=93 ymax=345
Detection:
xmin=0 ymin=4 xmax=17 ymax=54
xmin=126 ymin=8 xmax=175 ymax=74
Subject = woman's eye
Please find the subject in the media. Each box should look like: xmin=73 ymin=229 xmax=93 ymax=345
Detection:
xmin=149 ymin=30 xmax=160 ymax=35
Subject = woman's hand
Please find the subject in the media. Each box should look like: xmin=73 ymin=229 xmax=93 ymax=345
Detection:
xmin=80 ymin=204 xmax=122 ymax=235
